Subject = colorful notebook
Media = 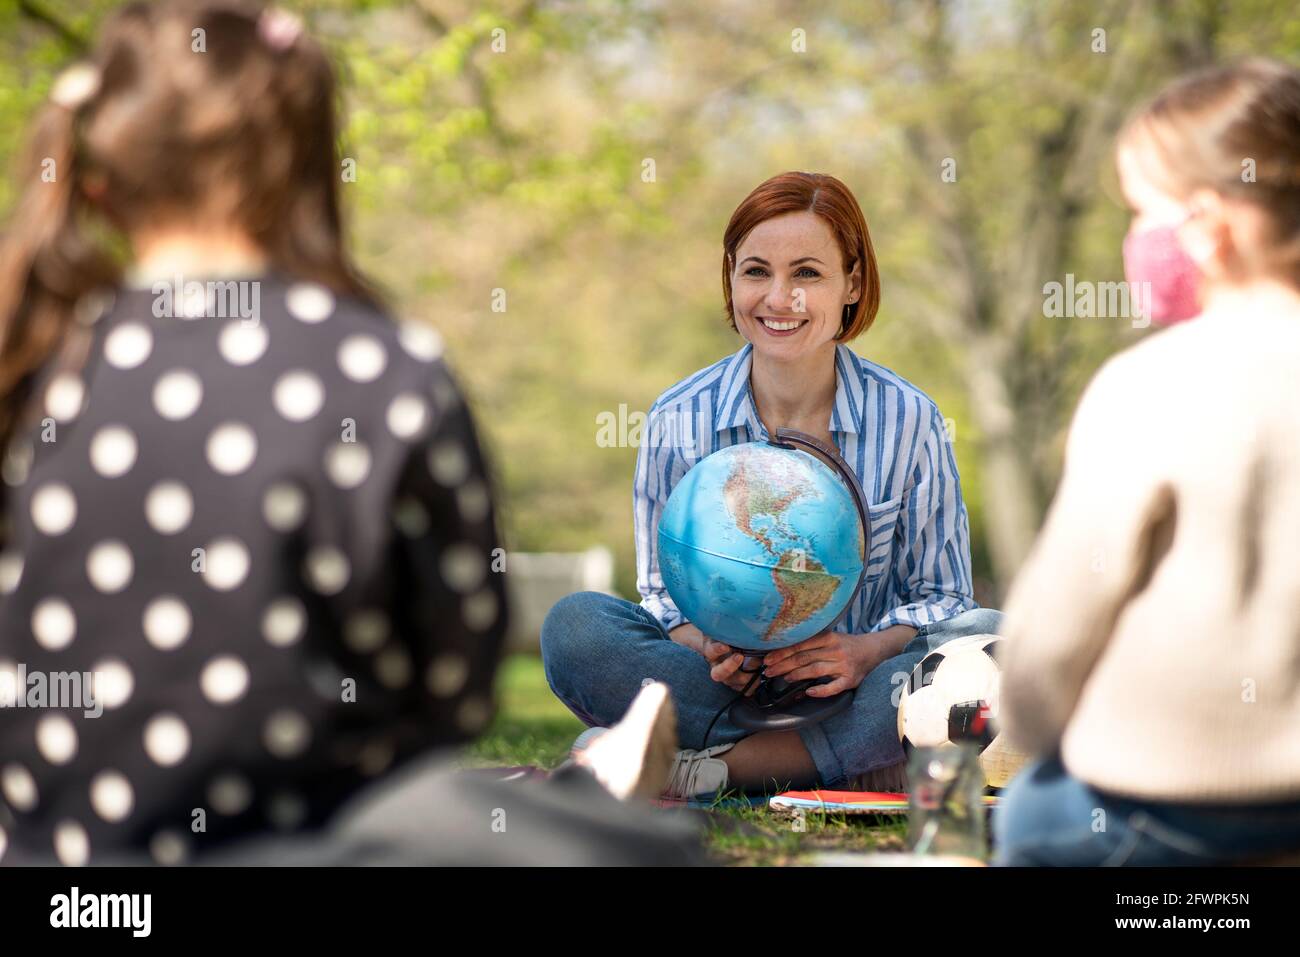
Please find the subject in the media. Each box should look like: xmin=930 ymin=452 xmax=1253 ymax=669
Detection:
xmin=769 ymin=789 xmax=1000 ymax=814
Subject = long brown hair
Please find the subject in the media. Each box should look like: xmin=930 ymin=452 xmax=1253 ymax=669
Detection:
xmin=0 ymin=0 xmax=376 ymax=536
xmin=1119 ymin=57 xmax=1300 ymax=286
xmin=721 ymin=171 xmax=882 ymax=342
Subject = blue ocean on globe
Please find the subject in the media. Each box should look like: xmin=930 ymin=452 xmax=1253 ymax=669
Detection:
xmin=657 ymin=441 xmax=865 ymax=651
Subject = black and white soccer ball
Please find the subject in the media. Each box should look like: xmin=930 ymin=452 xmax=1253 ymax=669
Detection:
xmin=897 ymin=633 xmax=1028 ymax=788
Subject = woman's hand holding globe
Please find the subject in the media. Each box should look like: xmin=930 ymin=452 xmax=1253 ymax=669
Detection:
xmin=669 ymin=623 xmax=758 ymax=694
xmin=700 ymin=635 xmax=762 ymax=695
xmin=761 ymin=625 xmax=917 ymax=697
xmin=672 ymin=620 xmax=917 ymax=697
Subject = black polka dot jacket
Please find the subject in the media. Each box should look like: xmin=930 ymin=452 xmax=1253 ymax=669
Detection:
xmin=0 ymin=271 xmax=508 ymax=865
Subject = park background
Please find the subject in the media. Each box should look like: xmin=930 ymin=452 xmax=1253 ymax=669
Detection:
xmin=3 ymin=0 xmax=1299 ymax=859
xmin=8 ymin=0 xmax=1299 ymax=604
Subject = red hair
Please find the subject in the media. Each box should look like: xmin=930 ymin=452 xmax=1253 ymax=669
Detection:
xmin=722 ymin=171 xmax=881 ymax=340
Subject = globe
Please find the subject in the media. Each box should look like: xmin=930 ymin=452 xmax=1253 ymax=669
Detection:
xmin=657 ymin=440 xmax=866 ymax=651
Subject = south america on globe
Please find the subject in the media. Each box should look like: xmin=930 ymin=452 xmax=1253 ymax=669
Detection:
xmin=657 ymin=441 xmax=865 ymax=651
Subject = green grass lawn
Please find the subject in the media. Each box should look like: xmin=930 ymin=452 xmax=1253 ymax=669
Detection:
xmin=463 ymin=653 xmax=911 ymax=865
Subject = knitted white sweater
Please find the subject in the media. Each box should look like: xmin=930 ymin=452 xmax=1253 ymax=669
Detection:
xmin=1000 ymin=290 xmax=1300 ymax=802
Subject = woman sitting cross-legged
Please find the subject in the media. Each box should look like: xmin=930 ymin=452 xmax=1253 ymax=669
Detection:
xmin=542 ymin=171 xmax=1003 ymax=801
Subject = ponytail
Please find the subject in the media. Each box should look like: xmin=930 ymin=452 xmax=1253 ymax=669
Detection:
xmin=0 ymin=73 xmax=120 ymax=548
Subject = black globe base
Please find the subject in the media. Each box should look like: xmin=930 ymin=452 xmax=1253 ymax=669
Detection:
xmin=728 ymin=680 xmax=855 ymax=733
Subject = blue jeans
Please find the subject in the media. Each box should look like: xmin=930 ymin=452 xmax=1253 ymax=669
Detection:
xmin=993 ymin=753 xmax=1300 ymax=865
xmin=540 ymin=591 xmax=1003 ymax=787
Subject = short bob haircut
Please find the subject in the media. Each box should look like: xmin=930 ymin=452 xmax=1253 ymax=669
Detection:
xmin=722 ymin=171 xmax=881 ymax=342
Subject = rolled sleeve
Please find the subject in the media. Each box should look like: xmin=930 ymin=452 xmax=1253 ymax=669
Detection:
xmin=870 ymin=408 xmax=977 ymax=632
xmin=633 ymin=405 xmax=688 ymax=634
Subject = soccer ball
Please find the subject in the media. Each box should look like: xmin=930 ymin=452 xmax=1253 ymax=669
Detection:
xmin=897 ymin=634 xmax=1029 ymax=788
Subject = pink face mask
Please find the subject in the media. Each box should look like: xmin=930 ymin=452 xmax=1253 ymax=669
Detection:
xmin=1121 ymin=222 xmax=1202 ymax=326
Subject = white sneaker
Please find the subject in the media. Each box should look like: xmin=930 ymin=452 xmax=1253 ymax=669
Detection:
xmin=662 ymin=742 xmax=735 ymax=800
xmin=569 ymin=726 xmax=609 ymax=757
xmin=571 ymin=682 xmax=678 ymax=802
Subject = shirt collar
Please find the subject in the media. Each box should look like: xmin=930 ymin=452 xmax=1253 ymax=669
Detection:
xmin=713 ymin=341 xmax=863 ymax=437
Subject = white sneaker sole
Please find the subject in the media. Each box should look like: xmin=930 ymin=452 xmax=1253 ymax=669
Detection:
xmin=578 ymin=682 xmax=678 ymax=801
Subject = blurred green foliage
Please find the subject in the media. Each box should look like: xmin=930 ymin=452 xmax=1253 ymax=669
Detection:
xmin=2 ymin=0 xmax=1297 ymax=604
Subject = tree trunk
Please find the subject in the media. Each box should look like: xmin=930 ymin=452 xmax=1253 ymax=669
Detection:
xmin=964 ymin=350 xmax=1041 ymax=590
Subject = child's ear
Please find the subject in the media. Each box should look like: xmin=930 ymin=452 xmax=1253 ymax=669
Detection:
xmin=1182 ymin=188 xmax=1232 ymax=274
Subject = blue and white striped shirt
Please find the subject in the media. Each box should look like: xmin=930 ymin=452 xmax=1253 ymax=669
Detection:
xmin=633 ymin=340 xmax=976 ymax=636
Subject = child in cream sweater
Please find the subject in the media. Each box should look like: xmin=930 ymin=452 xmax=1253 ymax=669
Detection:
xmin=994 ymin=58 xmax=1300 ymax=866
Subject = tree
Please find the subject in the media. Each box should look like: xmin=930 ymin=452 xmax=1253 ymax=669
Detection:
xmin=6 ymin=0 xmax=1297 ymax=602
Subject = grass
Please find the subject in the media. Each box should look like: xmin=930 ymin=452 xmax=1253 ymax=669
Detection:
xmin=463 ymin=653 xmax=912 ymax=865
xmin=464 ymin=654 xmax=584 ymax=768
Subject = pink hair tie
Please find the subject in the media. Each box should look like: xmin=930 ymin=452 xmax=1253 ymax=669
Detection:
xmin=258 ymin=8 xmax=303 ymax=51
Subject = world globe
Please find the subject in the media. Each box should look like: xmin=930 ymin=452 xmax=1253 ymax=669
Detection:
xmin=657 ymin=438 xmax=866 ymax=651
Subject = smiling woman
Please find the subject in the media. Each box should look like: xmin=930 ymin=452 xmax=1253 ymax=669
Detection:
xmin=722 ymin=170 xmax=880 ymax=345
xmin=541 ymin=171 xmax=1001 ymax=800
xmin=722 ymin=175 xmax=878 ymax=450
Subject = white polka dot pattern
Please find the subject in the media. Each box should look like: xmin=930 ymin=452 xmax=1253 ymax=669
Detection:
xmin=32 ymin=598 xmax=76 ymax=650
xmin=54 ymin=821 xmax=89 ymax=866
xmin=86 ymin=540 xmax=133 ymax=593
xmin=0 ymin=553 xmax=23 ymax=593
xmin=145 ymin=481 xmax=194 ymax=535
xmin=263 ymin=482 xmax=306 ymax=532
xmin=2 ymin=764 xmax=38 ymax=811
xmin=208 ymin=774 xmax=252 ymax=816
xmin=324 ymin=441 xmax=371 ymax=488
xmin=273 ymin=370 xmax=325 ymax=422
xmin=31 ymin=483 xmax=77 ymax=536
xmin=104 ymin=322 xmax=152 ymax=370
xmin=150 ymin=830 xmax=188 ymax=866
xmin=45 ymin=373 xmax=85 ymax=422
xmin=398 ymin=322 xmax=443 ymax=361
xmin=89 ymin=426 xmax=138 ymax=478
xmin=0 ymin=277 xmax=507 ymax=864
xmin=387 ymin=393 xmax=429 ymax=441
xmin=153 ymin=369 xmax=204 ymax=420
xmin=90 ymin=771 xmax=133 ymax=822
xmin=338 ymin=334 xmax=387 ymax=382
xmin=143 ymin=596 xmax=192 ymax=650
xmin=201 ymin=656 xmax=250 ymax=704
xmin=262 ymin=597 xmax=306 ymax=647
xmin=285 ymin=282 xmax=335 ymax=323
xmin=263 ymin=710 xmax=311 ymax=758
xmin=144 ymin=713 xmax=191 ymax=767
xmin=343 ymin=609 xmax=388 ymax=653
xmin=91 ymin=658 xmax=133 ymax=710
xmin=36 ymin=715 xmax=77 ymax=765
xmin=219 ymin=319 xmax=269 ymax=366
xmin=206 ymin=422 xmax=258 ymax=475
